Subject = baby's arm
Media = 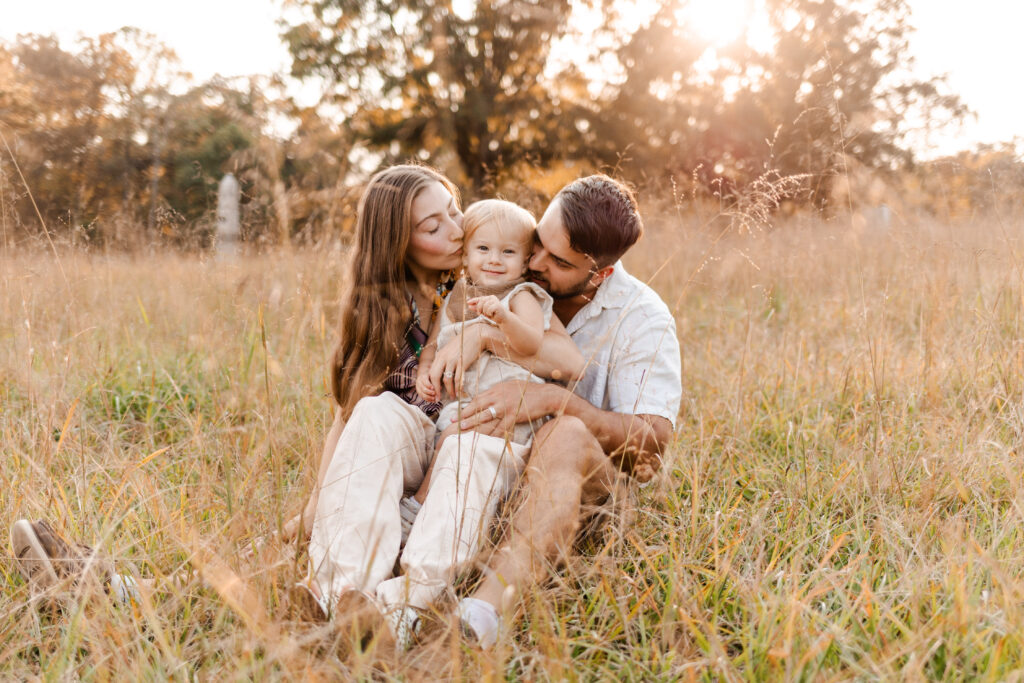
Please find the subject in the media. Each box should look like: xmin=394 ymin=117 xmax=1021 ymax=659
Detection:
xmin=477 ymin=315 xmax=585 ymax=382
xmin=415 ymin=318 xmax=443 ymax=402
xmin=468 ymin=291 xmax=544 ymax=356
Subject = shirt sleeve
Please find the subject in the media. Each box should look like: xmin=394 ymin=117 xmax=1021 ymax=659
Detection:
xmin=605 ymin=301 xmax=682 ymax=429
xmin=508 ymin=281 xmax=554 ymax=331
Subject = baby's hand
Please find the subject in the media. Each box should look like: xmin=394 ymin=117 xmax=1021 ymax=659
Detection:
xmin=416 ymin=372 xmax=437 ymax=402
xmin=467 ymin=295 xmax=506 ymax=323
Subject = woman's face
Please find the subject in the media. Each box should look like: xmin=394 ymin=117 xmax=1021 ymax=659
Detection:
xmin=407 ymin=181 xmax=464 ymax=274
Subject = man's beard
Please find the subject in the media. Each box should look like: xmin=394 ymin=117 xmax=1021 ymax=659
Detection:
xmin=528 ymin=270 xmax=592 ymax=300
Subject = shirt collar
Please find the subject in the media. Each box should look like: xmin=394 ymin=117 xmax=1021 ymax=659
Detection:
xmin=567 ymin=260 xmax=631 ymax=333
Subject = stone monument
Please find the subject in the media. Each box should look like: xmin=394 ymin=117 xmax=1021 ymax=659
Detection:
xmin=216 ymin=173 xmax=241 ymax=256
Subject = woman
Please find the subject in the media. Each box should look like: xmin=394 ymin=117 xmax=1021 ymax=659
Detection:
xmin=281 ymin=164 xmax=465 ymax=546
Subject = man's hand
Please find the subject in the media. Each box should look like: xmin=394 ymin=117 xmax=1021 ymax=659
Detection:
xmin=467 ymin=295 xmax=507 ymax=324
xmin=611 ymin=447 xmax=661 ymax=483
xmin=606 ymin=414 xmax=671 ymax=483
xmin=457 ymin=380 xmax=672 ymax=485
xmin=454 ymin=381 xmax=560 ymax=436
xmin=429 ymin=325 xmax=487 ymax=397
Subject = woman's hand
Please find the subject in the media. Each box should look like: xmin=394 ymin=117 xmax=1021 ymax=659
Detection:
xmin=467 ymin=295 xmax=506 ymax=324
xmin=430 ymin=325 xmax=487 ymax=397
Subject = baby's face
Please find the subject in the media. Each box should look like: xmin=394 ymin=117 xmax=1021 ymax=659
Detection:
xmin=464 ymin=222 xmax=531 ymax=287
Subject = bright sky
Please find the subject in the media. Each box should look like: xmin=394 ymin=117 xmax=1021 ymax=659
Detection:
xmin=2 ymin=0 xmax=1021 ymax=157
xmin=1 ymin=0 xmax=293 ymax=85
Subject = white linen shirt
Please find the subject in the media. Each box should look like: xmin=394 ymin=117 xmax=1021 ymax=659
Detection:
xmin=566 ymin=262 xmax=682 ymax=428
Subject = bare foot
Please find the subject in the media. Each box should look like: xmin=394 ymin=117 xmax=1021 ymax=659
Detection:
xmin=612 ymin=448 xmax=661 ymax=483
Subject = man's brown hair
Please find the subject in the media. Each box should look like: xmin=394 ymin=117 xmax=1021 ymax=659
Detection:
xmin=556 ymin=174 xmax=643 ymax=267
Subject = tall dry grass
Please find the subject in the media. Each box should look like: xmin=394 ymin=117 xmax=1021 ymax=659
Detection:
xmin=3 ymin=202 xmax=1024 ymax=679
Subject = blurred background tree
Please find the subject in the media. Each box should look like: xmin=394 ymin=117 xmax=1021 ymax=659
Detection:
xmin=0 ymin=0 xmax=1017 ymax=248
xmin=283 ymin=0 xmax=594 ymax=189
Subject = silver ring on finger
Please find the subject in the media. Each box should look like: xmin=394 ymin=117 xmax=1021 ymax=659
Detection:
xmin=443 ymin=371 xmax=454 ymax=379
xmin=488 ymin=405 xmax=498 ymax=420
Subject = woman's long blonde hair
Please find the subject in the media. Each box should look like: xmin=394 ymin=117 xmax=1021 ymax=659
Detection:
xmin=330 ymin=164 xmax=458 ymax=417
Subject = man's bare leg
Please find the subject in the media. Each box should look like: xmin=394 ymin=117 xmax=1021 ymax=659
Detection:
xmin=469 ymin=415 xmax=618 ymax=612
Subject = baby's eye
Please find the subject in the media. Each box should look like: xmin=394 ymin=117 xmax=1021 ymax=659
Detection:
xmin=503 ymin=249 xmax=517 ymax=255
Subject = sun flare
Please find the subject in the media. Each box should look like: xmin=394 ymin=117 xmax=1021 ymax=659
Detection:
xmin=677 ymin=0 xmax=753 ymax=46
xmin=628 ymin=0 xmax=758 ymax=47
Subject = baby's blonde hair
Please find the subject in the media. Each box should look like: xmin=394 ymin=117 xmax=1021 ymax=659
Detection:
xmin=462 ymin=199 xmax=536 ymax=250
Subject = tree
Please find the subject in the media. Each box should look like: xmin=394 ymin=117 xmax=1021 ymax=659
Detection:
xmin=590 ymin=0 xmax=967 ymax=205
xmin=283 ymin=0 xmax=593 ymax=189
xmin=283 ymin=0 xmax=966 ymax=204
xmin=0 ymin=30 xmax=187 ymax=240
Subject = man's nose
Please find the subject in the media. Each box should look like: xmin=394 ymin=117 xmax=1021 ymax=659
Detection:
xmin=529 ymin=251 xmax=544 ymax=271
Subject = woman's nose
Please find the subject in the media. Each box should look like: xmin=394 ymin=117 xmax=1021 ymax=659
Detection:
xmin=450 ymin=214 xmax=464 ymax=240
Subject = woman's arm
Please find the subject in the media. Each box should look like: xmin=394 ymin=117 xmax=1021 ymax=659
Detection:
xmin=282 ymin=406 xmax=345 ymax=543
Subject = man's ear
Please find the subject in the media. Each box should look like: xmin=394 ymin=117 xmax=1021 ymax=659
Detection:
xmin=589 ymin=264 xmax=614 ymax=288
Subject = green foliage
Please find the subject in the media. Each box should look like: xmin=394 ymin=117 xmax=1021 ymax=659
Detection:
xmin=0 ymin=2 xmax=1011 ymax=248
xmin=0 ymin=33 xmax=350 ymax=247
xmin=164 ymin=85 xmax=256 ymax=222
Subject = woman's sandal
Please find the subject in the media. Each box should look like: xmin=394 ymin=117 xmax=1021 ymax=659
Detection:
xmin=10 ymin=519 xmax=61 ymax=598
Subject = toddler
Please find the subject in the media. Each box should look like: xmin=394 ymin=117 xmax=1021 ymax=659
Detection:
xmin=410 ymin=199 xmax=582 ymax=504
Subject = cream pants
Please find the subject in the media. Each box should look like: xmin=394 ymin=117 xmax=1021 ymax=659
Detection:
xmin=308 ymin=392 xmax=528 ymax=611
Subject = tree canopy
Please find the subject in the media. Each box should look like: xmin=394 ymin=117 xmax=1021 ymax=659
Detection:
xmin=0 ymin=1 xmax=1013 ymax=248
xmin=283 ymin=0 xmax=971 ymax=204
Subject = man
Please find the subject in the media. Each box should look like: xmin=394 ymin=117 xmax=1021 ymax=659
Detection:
xmin=449 ymin=174 xmax=682 ymax=647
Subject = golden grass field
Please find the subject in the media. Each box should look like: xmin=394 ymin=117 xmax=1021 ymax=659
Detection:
xmin=4 ymin=205 xmax=1024 ymax=680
